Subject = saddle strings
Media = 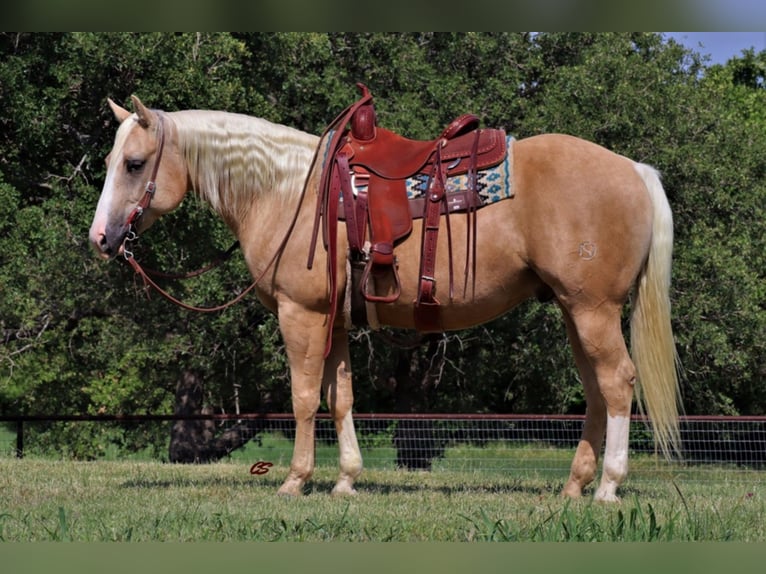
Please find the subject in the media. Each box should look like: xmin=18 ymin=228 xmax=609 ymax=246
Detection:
xmin=464 ymin=129 xmax=481 ymax=299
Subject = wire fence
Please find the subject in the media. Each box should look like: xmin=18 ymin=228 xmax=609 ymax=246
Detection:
xmin=2 ymin=414 xmax=766 ymax=483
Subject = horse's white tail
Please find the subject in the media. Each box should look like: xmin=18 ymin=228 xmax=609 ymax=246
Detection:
xmin=631 ymin=163 xmax=683 ymax=459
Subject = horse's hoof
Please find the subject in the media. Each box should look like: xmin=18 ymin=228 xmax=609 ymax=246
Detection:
xmin=331 ymin=485 xmax=358 ymax=497
xmin=560 ymin=482 xmax=584 ymax=499
xmin=594 ymin=490 xmax=621 ymax=503
xmin=277 ymin=479 xmax=305 ymax=497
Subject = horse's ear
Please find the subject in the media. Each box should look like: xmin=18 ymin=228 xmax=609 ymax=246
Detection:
xmin=130 ymin=95 xmax=154 ymax=128
xmin=108 ymin=98 xmax=132 ymax=123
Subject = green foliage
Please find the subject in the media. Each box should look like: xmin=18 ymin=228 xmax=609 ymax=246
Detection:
xmin=1 ymin=33 xmax=765 ymax=458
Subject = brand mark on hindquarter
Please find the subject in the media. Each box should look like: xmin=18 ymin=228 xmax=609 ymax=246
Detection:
xmin=578 ymin=241 xmax=597 ymax=260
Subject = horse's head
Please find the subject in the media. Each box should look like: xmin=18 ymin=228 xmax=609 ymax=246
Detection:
xmin=89 ymin=96 xmax=187 ymax=259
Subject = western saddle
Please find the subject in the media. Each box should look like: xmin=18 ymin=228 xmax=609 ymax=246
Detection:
xmin=308 ymin=84 xmax=507 ymax=354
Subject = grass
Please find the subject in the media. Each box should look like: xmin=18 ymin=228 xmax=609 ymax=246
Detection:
xmin=0 ymin=424 xmax=16 ymax=457
xmin=1 ymin=455 xmax=764 ymax=541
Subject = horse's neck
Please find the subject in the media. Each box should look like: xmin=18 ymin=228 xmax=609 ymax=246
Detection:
xmin=231 ymin=165 xmax=321 ymax=288
xmin=175 ymin=110 xmax=319 ymax=236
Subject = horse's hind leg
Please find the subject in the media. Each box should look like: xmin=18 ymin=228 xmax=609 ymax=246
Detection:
xmin=322 ymin=328 xmax=363 ymax=495
xmin=560 ymin=309 xmax=605 ymax=498
xmin=561 ymin=304 xmax=636 ymax=502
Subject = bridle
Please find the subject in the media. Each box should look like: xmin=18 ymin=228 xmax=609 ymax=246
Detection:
xmin=119 ymin=111 xmax=257 ymax=313
xmin=123 ymin=112 xmax=166 ymax=242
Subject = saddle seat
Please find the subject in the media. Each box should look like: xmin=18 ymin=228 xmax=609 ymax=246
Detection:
xmin=349 ymin=101 xmax=493 ymax=179
xmin=308 ymin=83 xmax=507 ymax=356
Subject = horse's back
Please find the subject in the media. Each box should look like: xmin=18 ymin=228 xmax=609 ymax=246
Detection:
xmin=513 ymin=133 xmax=644 ymax=193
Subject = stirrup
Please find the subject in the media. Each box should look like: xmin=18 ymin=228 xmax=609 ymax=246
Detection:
xmin=359 ymin=258 xmax=401 ymax=304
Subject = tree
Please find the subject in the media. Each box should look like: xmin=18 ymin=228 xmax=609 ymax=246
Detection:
xmin=1 ymin=33 xmax=765 ymax=460
xmin=0 ymin=33 xmax=283 ymax=457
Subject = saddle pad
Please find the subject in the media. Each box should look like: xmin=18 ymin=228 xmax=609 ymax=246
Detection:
xmin=404 ymin=135 xmax=515 ymax=204
xmin=318 ymin=132 xmax=515 ymax=208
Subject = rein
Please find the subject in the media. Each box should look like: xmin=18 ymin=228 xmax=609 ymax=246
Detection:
xmin=125 ymin=250 xmax=263 ymax=313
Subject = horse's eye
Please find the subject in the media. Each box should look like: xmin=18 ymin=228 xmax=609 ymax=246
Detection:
xmin=126 ymin=159 xmax=146 ymax=174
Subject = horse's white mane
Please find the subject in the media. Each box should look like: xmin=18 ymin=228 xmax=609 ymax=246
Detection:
xmin=169 ymin=109 xmax=319 ymax=223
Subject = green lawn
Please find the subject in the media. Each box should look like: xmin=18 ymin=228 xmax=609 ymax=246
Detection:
xmin=1 ymin=453 xmax=764 ymax=541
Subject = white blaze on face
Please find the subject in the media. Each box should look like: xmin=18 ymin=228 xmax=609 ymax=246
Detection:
xmin=89 ymin=168 xmax=116 ymax=240
xmin=89 ymin=117 xmax=137 ymax=256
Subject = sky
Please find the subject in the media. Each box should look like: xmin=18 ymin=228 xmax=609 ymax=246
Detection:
xmin=666 ymin=32 xmax=766 ymax=64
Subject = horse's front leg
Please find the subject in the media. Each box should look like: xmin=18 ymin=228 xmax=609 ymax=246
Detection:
xmin=323 ymin=327 xmax=363 ymax=495
xmin=276 ymin=302 xmax=328 ymax=496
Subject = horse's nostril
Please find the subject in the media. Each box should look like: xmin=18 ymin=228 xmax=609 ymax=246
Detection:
xmin=92 ymin=232 xmax=113 ymax=257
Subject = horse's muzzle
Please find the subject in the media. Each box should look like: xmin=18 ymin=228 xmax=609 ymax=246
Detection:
xmin=89 ymin=222 xmax=129 ymax=260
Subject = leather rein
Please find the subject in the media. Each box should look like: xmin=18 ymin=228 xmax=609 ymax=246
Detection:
xmin=120 ymin=111 xmax=279 ymax=313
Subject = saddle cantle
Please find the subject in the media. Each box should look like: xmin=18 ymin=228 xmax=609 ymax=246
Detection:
xmin=308 ymin=83 xmax=507 ymax=355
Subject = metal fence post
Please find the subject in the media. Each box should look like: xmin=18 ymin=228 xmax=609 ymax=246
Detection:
xmin=16 ymin=419 xmax=23 ymax=459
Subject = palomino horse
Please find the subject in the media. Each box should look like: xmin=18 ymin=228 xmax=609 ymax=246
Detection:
xmin=89 ymin=95 xmax=681 ymax=501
